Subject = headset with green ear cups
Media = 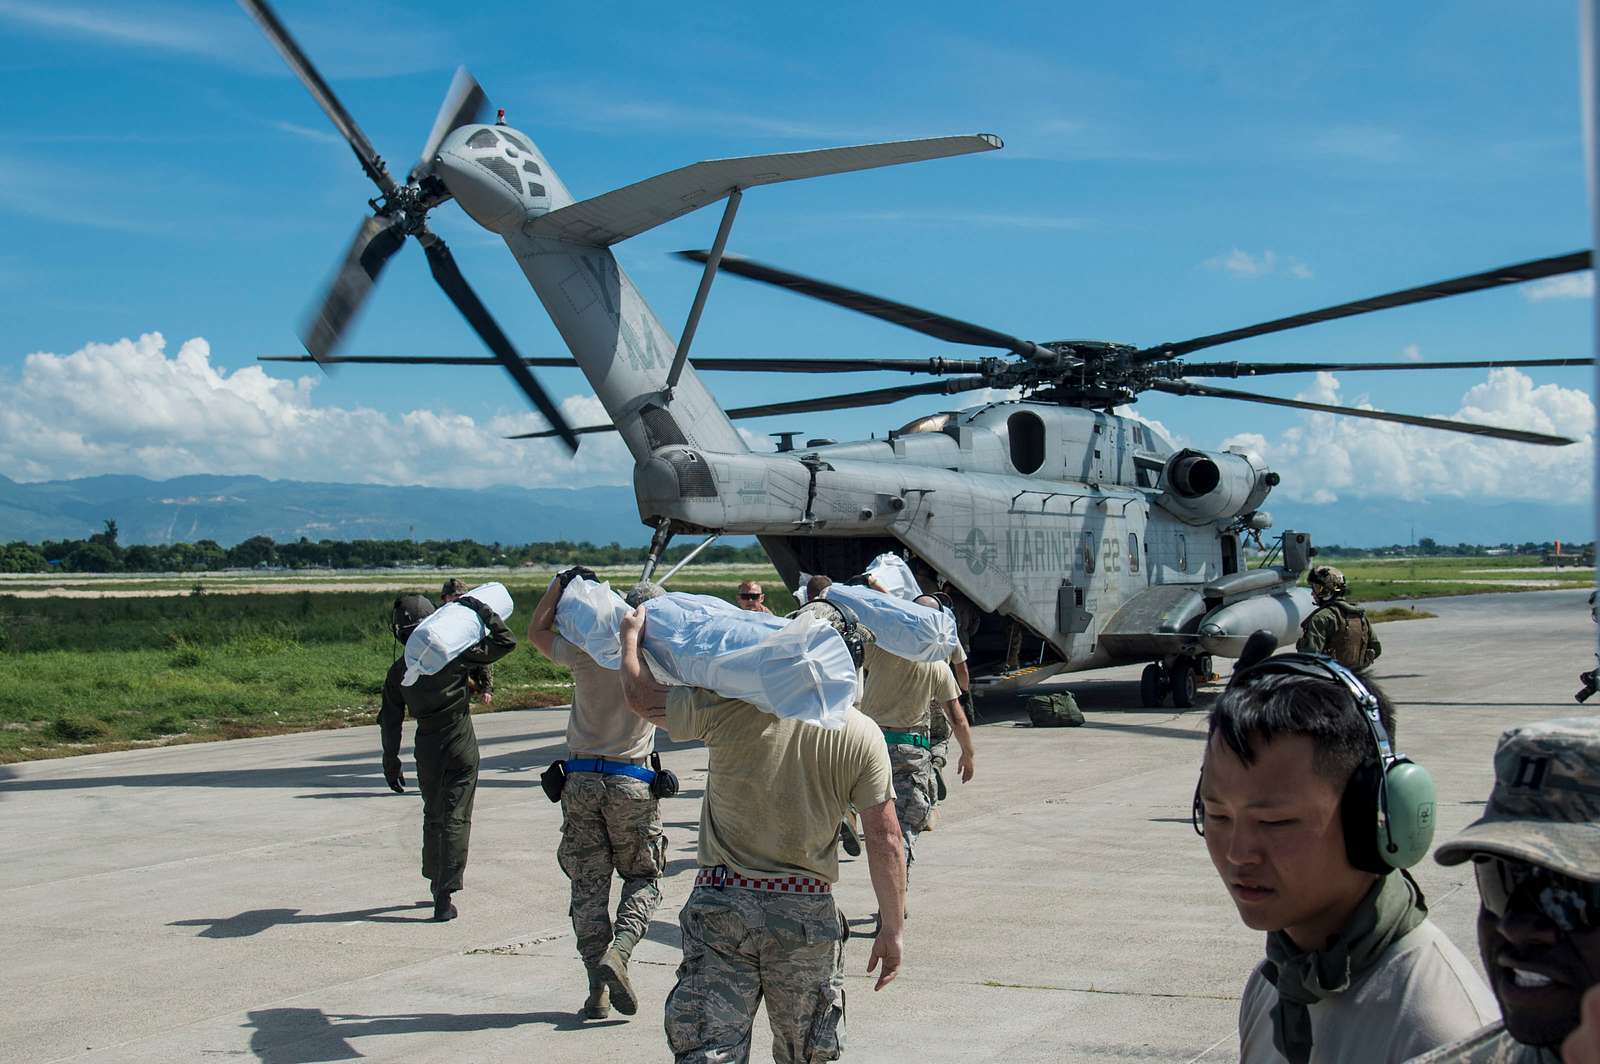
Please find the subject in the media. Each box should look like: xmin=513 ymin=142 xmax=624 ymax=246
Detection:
xmin=1217 ymin=649 xmax=1438 ymax=874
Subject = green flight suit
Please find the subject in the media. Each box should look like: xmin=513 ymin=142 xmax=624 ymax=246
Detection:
xmin=379 ymin=599 xmax=516 ymax=897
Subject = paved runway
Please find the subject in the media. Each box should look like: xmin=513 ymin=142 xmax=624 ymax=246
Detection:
xmin=3 ymin=589 xmax=1595 ymax=1063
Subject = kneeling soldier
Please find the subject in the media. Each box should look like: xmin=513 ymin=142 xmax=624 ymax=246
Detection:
xmin=620 ymin=603 xmax=906 ymax=1064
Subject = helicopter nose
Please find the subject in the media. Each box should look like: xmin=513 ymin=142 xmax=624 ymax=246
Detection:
xmin=434 ymin=124 xmax=530 ymax=234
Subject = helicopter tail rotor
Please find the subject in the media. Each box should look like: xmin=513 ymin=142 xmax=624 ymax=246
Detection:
xmin=238 ymin=0 xmax=578 ymax=450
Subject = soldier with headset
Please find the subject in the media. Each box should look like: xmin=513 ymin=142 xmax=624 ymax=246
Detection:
xmin=378 ymin=590 xmax=517 ymax=922
xmin=1194 ymin=632 xmax=1495 ymax=1063
xmin=1297 ymin=565 xmax=1382 ymax=671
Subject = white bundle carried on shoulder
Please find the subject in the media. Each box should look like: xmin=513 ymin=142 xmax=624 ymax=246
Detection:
xmin=640 ymin=592 xmax=857 ymax=729
xmin=554 ymin=578 xmax=631 ymax=668
xmin=864 ymin=553 xmax=920 ymax=601
xmin=824 ymin=582 xmax=959 ymax=662
xmin=402 ymin=582 xmax=514 ymax=687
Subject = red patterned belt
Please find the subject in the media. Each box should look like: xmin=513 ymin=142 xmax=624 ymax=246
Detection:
xmin=694 ymin=866 xmax=832 ymax=894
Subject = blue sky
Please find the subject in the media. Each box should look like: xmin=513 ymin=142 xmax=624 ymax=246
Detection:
xmin=0 ymin=0 xmax=1593 ymax=505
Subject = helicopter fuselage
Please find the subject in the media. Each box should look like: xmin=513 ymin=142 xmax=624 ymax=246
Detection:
xmin=433 ymin=120 xmax=1314 ymax=684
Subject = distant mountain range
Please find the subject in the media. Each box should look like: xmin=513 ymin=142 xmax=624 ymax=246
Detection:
xmin=0 ymin=474 xmax=645 ymax=546
xmin=0 ymin=473 xmax=1588 ymax=548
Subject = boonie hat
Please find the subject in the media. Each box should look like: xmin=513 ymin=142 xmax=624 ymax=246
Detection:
xmin=1434 ymin=717 xmax=1600 ymax=882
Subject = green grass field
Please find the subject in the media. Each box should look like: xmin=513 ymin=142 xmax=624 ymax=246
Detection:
xmin=0 ymin=568 xmax=793 ymax=764
xmin=1315 ymin=554 xmax=1594 ymax=603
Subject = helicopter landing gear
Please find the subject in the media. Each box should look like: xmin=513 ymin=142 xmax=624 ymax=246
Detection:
xmin=1140 ymin=656 xmax=1201 ymax=708
xmin=1169 ymin=658 xmax=1199 ymax=709
xmin=1139 ymin=663 xmax=1165 ymax=707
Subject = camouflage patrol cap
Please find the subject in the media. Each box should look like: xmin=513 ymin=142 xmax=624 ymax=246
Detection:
xmin=441 ymin=578 xmax=469 ymax=598
xmin=1434 ymin=717 xmax=1600 ymax=882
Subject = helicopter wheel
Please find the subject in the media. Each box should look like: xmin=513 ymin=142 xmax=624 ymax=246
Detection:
xmin=1170 ymin=659 xmax=1199 ymax=709
xmin=1139 ymin=662 xmax=1166 ymax=707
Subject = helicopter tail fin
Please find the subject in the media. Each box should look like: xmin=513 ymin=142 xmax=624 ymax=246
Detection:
xmin=524 ymin=134 xmax=1002 ymax=247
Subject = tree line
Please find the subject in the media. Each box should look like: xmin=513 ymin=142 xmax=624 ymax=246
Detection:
xmin=1317 ymin=538 xmax=1593 ymax=558
xmin=0 ymin=521 xmax=771 ymax=573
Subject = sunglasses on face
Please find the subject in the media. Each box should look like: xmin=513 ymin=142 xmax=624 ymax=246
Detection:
xmin=739 ymin=592 xmax=762 ymax=600
xmin=1475 ymin=855 xmax=1600 ymax=934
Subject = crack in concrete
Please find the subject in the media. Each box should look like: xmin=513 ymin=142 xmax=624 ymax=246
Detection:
xmin=979 ymin=979 xmax=1238 ymax=1001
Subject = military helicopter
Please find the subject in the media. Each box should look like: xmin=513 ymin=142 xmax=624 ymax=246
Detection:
xmin=245 ymin=0 xmax=1592 ymax=708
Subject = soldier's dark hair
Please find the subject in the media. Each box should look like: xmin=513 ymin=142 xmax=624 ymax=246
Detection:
xmin=805 ymin=574 xmax=833 ymax=601
xmin=1207 ymin=670 xmax=1395 ymax=786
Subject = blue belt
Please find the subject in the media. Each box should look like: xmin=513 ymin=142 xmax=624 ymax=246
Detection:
xmin=566 ymin=758 xmax=656 ymax=783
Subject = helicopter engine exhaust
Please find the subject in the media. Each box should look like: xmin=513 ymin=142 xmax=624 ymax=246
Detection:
xmin=1156 ymin=448 xmax=1277 ymax=524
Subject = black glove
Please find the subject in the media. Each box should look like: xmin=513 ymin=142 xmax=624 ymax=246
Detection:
xmin=455 ymin=594 xmax=494 ymax=621
xmin=558 ymin=566 xmax=598 ymax=589
xmin=383 ymin=758 xmax=405 ymax=794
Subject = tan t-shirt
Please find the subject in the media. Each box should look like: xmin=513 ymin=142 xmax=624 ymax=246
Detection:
xmin=665 ymin=689 xmax=895 ymax=881
xmin=858 ymin=643 xmax=960 ymax=729
xmin=549 ymin=634 xmax=654 ymax=761
xmin=1239 ymin=918 xmax=1498 ymax=1063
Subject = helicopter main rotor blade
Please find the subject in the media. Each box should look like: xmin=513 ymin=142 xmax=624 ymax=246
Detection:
xmin=1150 ymin=379 xmax=1575 ymax=446
xmin=1137 ymin=250 xmax=1592 ymax=362
xmin=258 ymin=354 xmax=990 ymax=374
xmin=724 ymin=376 xmax=994 ymax=419
xmin=678 ymin=250 xmax=1051 ymax=360
xmin=413 ymin=66 xmax=491 ymax=182
xmin=237 ymin=0 xmax=397 ymax=196
xmin=506 ymin=376 xmax=994 ymax=439
xmin=1181 ymin=356 xmax=1595 ymax=378
xmin=261 ymin=354 xmax=574 ymax=367
xmin=300 ymin=216 xmax=408 ymax=363
xmin=419 ymin=234 xmax=579 ymax=452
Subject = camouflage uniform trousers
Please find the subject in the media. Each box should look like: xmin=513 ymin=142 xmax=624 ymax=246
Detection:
xmin=557 ymin=771 xmax=666 ymax=969
xmin=665 ymin=885 xmax=847 ymax=1064
xmin=928 ymin=707 xmax=951 ymax=804
xmin=885 ymin=739 xmax=935 ymax=869
xmin=1406 ymin=1022 xmax=1546 ymax=1062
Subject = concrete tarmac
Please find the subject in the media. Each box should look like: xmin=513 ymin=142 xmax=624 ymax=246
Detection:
xmin=2 ymin=589 xmax=1594 ymax=1063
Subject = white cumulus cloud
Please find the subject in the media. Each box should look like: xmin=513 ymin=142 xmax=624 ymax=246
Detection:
xmin=1522 ymin=272 xmax=1595 ymax=301
xmin=0 ymin=333 xmax=633 ymax=488
xmin=1204 ymin=248 xmax=1313 ymax=280
xmin=1218 ymin=369 xmax=1593 ymax=505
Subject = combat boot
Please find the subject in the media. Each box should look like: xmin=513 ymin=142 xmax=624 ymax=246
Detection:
xmin=597 ymin=943 xmax=638 ymax=1016
xmin=582 ymin=971 xmax=611 ymax=1020
xmin=431 ymin=891 xmax=457 ymax=922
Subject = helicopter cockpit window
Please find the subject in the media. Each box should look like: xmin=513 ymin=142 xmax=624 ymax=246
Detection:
xmin=1008 ymin=411 xmax=1046 ymax=475
xmin=1177 ymin=533 xmax=1188 ymax=572
xmin=1129 ymin=533 xmax=1140 ymax=573
xmin=500 ymin=131 xmax=533 ymax=153
xmin=1081 ymin=531 xmax=1096 ymax=574
xmin=467 ymin=128 xmax=500 ymax=149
